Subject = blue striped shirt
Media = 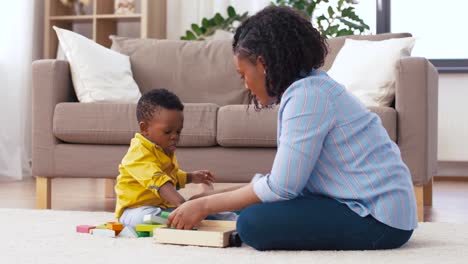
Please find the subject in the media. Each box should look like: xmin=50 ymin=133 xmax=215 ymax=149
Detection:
xmin=253 ymin=69 xmax=418 ymax=231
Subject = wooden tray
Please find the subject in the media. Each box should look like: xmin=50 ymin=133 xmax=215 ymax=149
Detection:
xmin=153 ymin=220 xmax=238 ymax=248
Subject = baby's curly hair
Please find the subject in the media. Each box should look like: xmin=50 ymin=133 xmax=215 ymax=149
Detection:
xmin=136 ymin=89 xmax=184 ymax=123
xmin=233 ymin=6 xmax=328 ymax=108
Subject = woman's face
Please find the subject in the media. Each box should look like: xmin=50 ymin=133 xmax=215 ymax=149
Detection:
xmin=233 ymin=54 xmax=276 ymax=106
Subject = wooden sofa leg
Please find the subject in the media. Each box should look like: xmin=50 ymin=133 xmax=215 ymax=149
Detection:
xmin=105 ymin=179 xmax=116 ymax=199
xmin=423 ymin=178 xmax=433 ymax=206
xmin=414 ymin=186 xmax=424 ymax=222
xmin=36 ymin=177 xmax=51 ymax=209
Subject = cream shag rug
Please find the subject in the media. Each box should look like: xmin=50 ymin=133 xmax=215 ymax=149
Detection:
xmin=0 ymin=208 xmax=466 ymax=264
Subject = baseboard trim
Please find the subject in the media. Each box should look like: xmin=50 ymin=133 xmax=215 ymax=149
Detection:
xmin=437 ymin=161 xmax=468 ymax=177
xmin=434 ymin=176 xmax=468 ymax=182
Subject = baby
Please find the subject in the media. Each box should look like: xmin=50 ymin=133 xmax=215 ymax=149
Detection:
xmin=115 ymin=89 xmax=215 ymax=227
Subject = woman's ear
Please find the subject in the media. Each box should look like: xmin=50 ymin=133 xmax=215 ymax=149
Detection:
xmin=256 ymin=56 xmax=266 ymax=75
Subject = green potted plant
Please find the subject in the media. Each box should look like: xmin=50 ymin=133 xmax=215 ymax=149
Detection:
xmin=181 ymin=0 xmax=369 ymax=40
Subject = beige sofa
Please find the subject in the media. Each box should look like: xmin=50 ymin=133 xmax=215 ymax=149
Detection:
xmin=32 ymin=32 xmax=438 ymax=221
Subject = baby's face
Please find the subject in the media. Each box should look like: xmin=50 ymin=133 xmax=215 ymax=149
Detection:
xmin=140 ymin=108 xmax=184 ymax=155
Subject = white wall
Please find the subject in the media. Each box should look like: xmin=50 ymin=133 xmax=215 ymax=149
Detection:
xmin=438 ymin=73 xmax=468 ymax=161
xmin=167 ymin=0 xmax=270 ymax=40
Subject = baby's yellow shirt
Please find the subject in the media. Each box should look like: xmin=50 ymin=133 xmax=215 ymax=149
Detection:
xmin=114 ymin=133 xmax=187 ymax=219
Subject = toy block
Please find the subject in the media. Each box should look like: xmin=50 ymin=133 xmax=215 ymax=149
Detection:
xmin=160 ymin=211 xmax=170 ymax=218
xmin=95 ymin=224 xmax=107 ymax=229
xmin=106 ymin=222 xmax=123 ymax=234
xmin=91 ymin=228 xmax=116 ymax=238
xmin=143 ymin=214 xmax=167 ymax=225
xmin=135 ymin=224 xmax=165 ymax=232
xmin=154 ymin=220 xmax=238 ymax=248
xmin=137 ymin=231 xmax=150 ymax=237
xmin=117 ymin=226 xmax=138 ymax=238
xmin=76 ymin=225 xmax=96 ymax=234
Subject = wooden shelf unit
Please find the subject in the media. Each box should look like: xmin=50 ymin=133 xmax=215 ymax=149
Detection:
xmin=44 ymin=0 xmax=166 ymax=59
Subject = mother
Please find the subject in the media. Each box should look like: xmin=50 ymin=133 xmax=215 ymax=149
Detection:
xmin=167 ymin=6 xmax=417 ymax=251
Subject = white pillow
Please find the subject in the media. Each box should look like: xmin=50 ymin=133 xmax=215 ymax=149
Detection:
xmin=327 ymin=37 xmax=415 ymax=107
xmin=53 ymin=26 xmax=141 ymax=103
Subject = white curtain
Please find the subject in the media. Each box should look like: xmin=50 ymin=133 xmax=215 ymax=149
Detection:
xmin=167 ymin=0 xmax=271 ymax=40
xmin=0 ymin=1 xmax=43 ymax=180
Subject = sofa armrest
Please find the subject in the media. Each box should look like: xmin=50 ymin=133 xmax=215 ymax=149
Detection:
xmin=32 ymin=60 xmax=75 ymax=177
xmin=395 ymin=57 xmax=438 ymax=186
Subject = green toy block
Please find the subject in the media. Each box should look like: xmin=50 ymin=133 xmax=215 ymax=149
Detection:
xmin=137 ymin=231 xmax=150 ymax=237
xmin=160 ymin=211 xmax=170 ymax=218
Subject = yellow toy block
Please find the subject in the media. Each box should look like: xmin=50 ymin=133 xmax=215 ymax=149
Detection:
xmin=95 ymin=224 xmax=107 ymax=230
xmin=135 ymin=224 xmax=165 ymax=232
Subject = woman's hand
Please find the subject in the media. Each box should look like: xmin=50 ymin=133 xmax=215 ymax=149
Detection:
xmin=168 ymin=184 xmax=261 ymax=230
xmin=167 ymin=198 xmax=208 ymax=230
xmin=189 ymin=170 xmax=215 ymax=185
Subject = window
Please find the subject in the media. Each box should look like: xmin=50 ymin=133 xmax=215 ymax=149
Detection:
xmin=378 ymin=0 xmax=468 ymax=72
xmin=352 ymin=0 xmax=377 ymax=34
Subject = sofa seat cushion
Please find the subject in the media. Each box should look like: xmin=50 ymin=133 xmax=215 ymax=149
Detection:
xmin=217 ymin=105 xmax=397 ymax=147
xmin=217 ymin=105 xmax=278 ymax=147
xmin=53 ymin=103 xmax=218 ymax=146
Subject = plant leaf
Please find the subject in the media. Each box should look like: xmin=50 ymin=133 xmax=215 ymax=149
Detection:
xmin=185 ymin=30 xmax=197 ymax=40
xmin=337 ymin=17 xmax=364 ymax=30
xmin=327 ymin=6 xmax=334 ymax=18
xmin=191 ymin=24 xmax=203 ymax=36
xmin=214 ymin=13 xmax=225 ymax=24
xmin=336 ymin=28 xmax=353 ymax=37
xmin=227 ymin=6 xmax=236 ymax=18
xmin=202 ymin=18 xmax=210 ymax=28
xmin=306 ymin=2 xmax=316 ymax=17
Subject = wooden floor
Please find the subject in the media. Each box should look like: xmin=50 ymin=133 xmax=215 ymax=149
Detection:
xmin=0 ymin=177 xmax=467 ymax=223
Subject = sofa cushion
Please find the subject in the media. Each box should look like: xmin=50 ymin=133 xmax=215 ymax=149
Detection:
xmin=110 ymin=36 xmax=249 ymax=106
xmin=217 ymin=105 xmax=397 ymax=147
xmin=327 ymin=37 xmax=415 ymax=107
xmin=322 ymin=32 xmax=412 ymax=71
xmin=53 ymin=27 xmax=141 ymax=103
xmin=217 ymin=105 xmax=278 ymax=147
xmin=53 ymin=103 xmax=218 ymax=146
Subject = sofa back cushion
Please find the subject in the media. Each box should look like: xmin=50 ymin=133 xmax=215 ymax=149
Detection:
xmin=109 ymin=33 xmax=411 ymax=106
xmin=53 ymin=102 xmax=218 ymax=146
xmin=322 ymin=32 xmax=412 ymax=71
xmin=111 ymin=37 xmax=248 ymax=106
xmin=217 ymin=105 xmax=278 ymax=147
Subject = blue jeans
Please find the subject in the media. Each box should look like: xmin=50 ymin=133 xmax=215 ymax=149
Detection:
xmin=237 ymin=195 xmax=413 ymax=251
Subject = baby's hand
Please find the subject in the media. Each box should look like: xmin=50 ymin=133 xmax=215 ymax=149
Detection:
xmin=190 ymin=170 xmax=215 ymax=185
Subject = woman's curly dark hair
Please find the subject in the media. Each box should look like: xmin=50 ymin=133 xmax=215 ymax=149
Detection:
xmin=233 ymin=6 xmax=328 ymax=108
